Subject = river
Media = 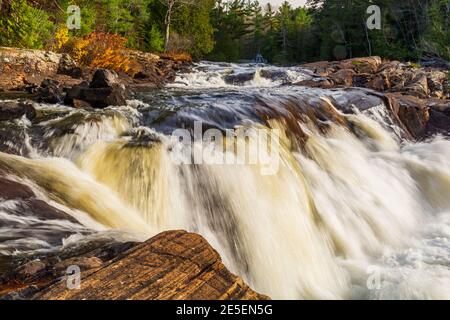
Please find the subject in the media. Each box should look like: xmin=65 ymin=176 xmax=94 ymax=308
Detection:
xmin=0 ymin=62 xmax=449 ymax=299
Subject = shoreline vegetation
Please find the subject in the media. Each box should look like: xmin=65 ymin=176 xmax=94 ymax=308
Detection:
xmin=0 ymin=0 xmax=448 ymax=65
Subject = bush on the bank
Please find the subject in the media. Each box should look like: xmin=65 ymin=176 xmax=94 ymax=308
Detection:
xmin=61 ymin=32 xmax=140 ymax=74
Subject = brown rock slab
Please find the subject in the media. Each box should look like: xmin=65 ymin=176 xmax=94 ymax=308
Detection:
xmin=33 ymin=231 xmax=269 ymax=300
xmin=386 ymin=93 xmax=430 ymax=139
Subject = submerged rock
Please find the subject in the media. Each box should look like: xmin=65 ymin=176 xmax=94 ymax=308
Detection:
xmin=0 ymin=231 xmax=269 ymax=300
xmin=0 ymin=101 xmax=36 ymax=121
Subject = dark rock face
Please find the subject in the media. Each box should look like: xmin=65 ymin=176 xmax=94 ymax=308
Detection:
xmin=90 ymin=69 xmax=119 ymax=88
xmin=65 ymin=69 xmax=130 ymax=109
xmin=0 ymin=176 xmax=79 ymax=224
xmin=0 ymin=101 xmax=36 ymax=121
xmin=0 ymin=231 xmax=269 ymax=300
xmin=386 ymin=94 xmax=430 ymax=139
xmin=425 ymin=100 xmax=450 ymax=137
xmin=36 ymin=79 xmax=65 ymax=104
xmin=224 ymin=72 xmax=255 ymax=85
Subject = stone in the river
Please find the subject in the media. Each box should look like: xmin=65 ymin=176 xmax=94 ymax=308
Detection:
xmin=65 ymin=69 xmax=129 ymax=109
xmin=4 ymin=230 xmax=269 ymax=300
xmin=224 ymin=72 xmax=255 ymax=85
xmin=90 ymin=69 xmax=120 ymax=88
xmin=0 ymin=101 xmax=36 ymax=121
xmin=36 ymin=79 xmax=65 ymax=104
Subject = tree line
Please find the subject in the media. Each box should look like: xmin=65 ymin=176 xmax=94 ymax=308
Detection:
xmin=0 ymin=0 xmax=448 ymax=64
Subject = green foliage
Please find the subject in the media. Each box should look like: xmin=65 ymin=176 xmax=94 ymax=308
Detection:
xmin=0 ymin=0 xmax=54 ymax=49
xmin=146 ymin=25 xmax=164 ymax=52
xmin=0 ymin=0 xmax=447 ymax=63
xmin=422 ymin=0 xmax=450 ymax=60
xmin=172 ymin=0 xmax=215 ymax=58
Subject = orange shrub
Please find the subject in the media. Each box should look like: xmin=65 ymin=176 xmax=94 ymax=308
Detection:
xmin=62 ymin=32 xmax=139 ymax=75
xmin=159 ymin=51 xmax=193 ymax=63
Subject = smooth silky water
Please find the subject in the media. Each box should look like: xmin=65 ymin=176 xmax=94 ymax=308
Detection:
xmin=0 ymin=62 xmax=449 ymax=299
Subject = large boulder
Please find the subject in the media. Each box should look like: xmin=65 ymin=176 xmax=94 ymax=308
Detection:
xmin=224 ymin=72 xmax=256 ymax=85
xmin=65 ymin=69 xmax=130 ymax=109
xmin=386 ymin=93 xmax=430 ymax=139
xmin=1 ymin=230 xmax=269 ymax=300
xmin=90 ymin=69 xmax=120 ymax=88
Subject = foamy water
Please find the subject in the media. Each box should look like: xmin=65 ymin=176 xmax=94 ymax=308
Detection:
xmin=0 ymin=62 xmax=449 ymax=300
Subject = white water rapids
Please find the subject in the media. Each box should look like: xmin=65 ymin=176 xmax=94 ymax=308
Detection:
xmin=0 ymin=62 xmax=449 ymax=299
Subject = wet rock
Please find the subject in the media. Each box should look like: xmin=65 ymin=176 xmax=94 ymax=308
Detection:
xmin=386 ymin=93 xmax=430 ymax=139
xmin=0 ymin=176 xmax=79 ymax=223
xmin=0 ymin=177 xmax=34 ymax=199
xmin=65 ymin=70 xmax=130 ymax=109
xmin=294 ymin=78 xmax=333 ymax=88
xmin=72 ymin=99 xmax=93 ymax=109
xmin=57 ymin=54 xmax=82 ymax=79
xmin=425 ymin=99 xmax=450 ymax=137
xmin=36 ymin=79 xmax=65 ymax=104
xmin=224 ymin=72 xmax=255 ymax=85
xmin=0 ymin=101 xmax=36 ymax=121
xmin=8 ymin=230 xmax=269 ymax=300
xmin=133 ymin=71 xmax=150 ymax=80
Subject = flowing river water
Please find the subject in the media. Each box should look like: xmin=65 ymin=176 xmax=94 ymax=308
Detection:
xmin=0 ymin=62 xmax=449 ymax=299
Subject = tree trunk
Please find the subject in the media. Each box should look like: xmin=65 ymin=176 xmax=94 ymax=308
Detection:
xmin=164 ymin=2 xmax=174 ymax=52
xmin=164 ymin=22 xmax=171 ymax=52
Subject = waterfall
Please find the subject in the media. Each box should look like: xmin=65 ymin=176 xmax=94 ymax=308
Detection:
xmin=1 ymin=62 xmax=449 ymax=300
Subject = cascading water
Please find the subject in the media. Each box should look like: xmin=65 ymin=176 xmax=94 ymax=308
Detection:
xmin=0 ymin=62 xmax=449 ymax=299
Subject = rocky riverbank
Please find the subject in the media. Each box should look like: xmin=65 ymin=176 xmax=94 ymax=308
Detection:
xmin=298 ymin=56 xmax=449 ymax=139
xmin=0 ymin=230 xmax=268 ymax=300
xmin=0 ymin=47 xmax=189 ymax=97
